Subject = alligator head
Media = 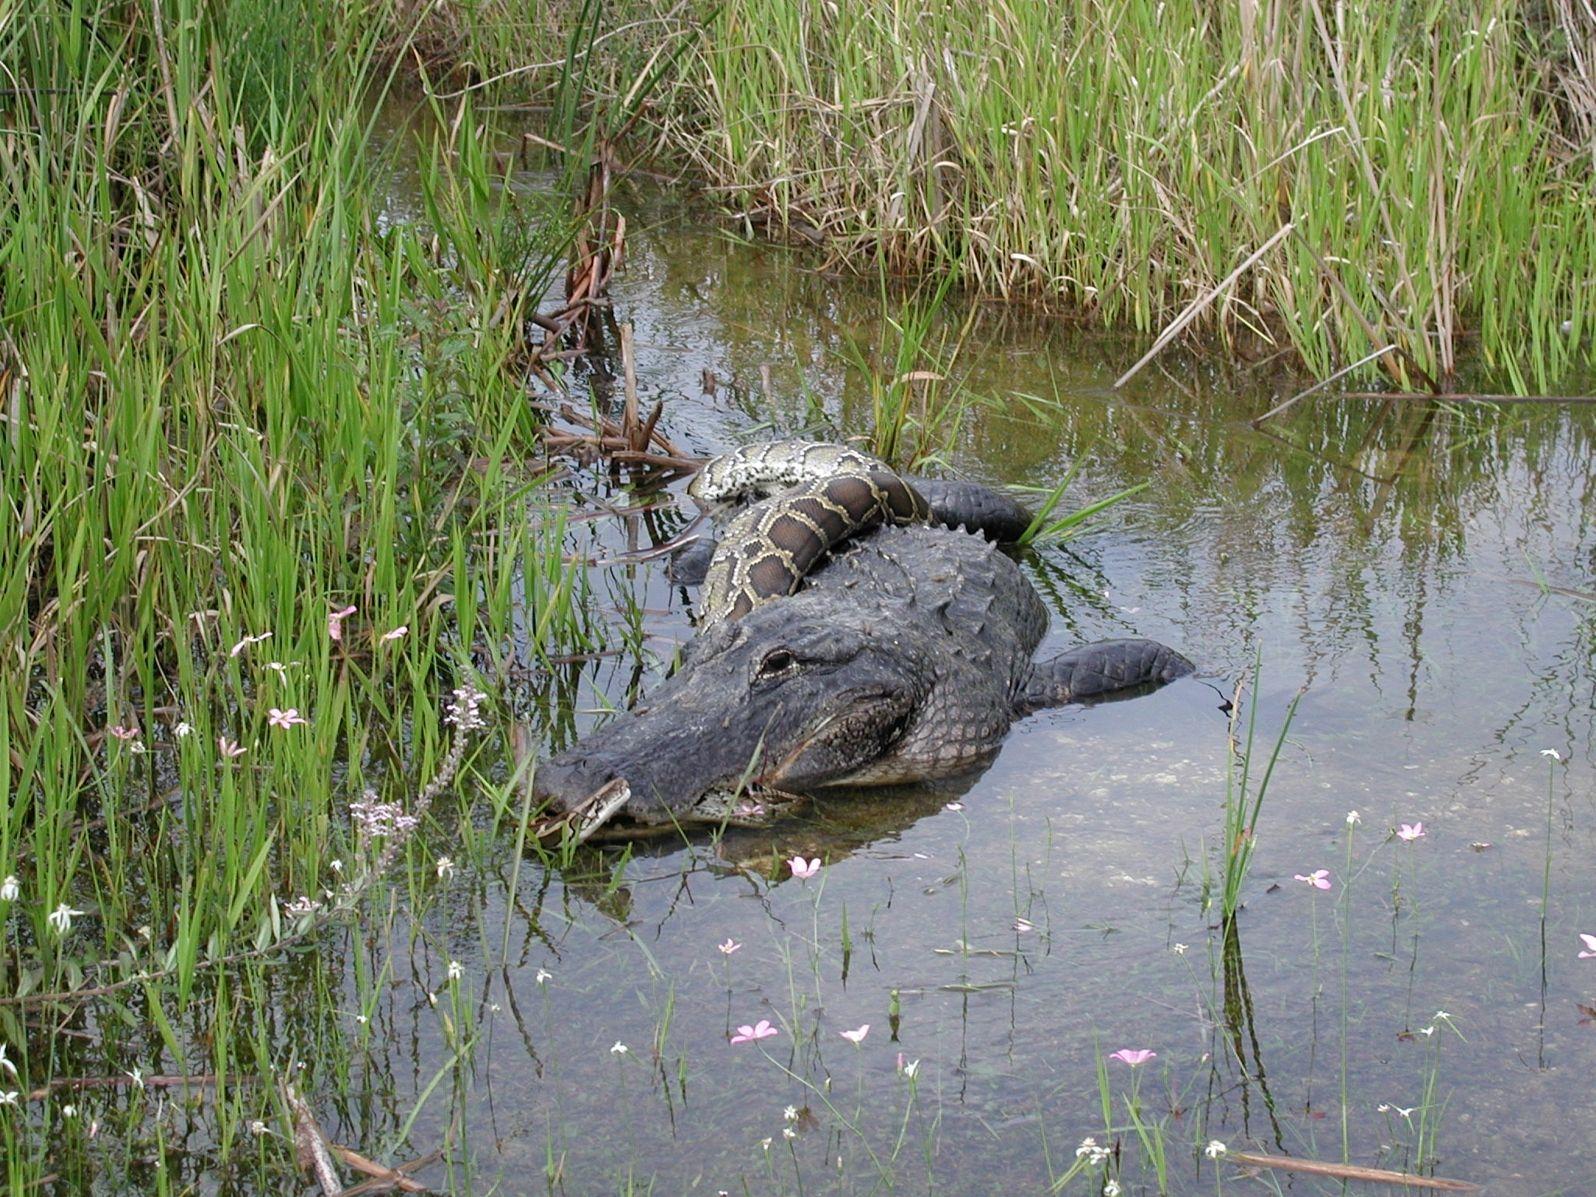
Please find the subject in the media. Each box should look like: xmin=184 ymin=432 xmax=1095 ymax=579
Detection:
xmin=532 ymin=591 xmax=945 ymax=827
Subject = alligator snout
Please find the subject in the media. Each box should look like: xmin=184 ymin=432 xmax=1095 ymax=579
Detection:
xmin=532 ymin=754 xmax=623 ymax=815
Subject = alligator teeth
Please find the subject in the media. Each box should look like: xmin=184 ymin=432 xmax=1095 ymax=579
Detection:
xmin=569 ymin=779 xmax=632 ymax=846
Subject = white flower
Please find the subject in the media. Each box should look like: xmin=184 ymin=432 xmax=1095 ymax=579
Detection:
xmin=47 ymin=903 xmax=84 ymax=935
xmin=760 ymin=1137 xmax=772 ymax=1151
xmin=610 ymin=1042 xmax=628 ymax=1056
xmin=535 ymin=968 xmax=552 ymax=985
xmin=1346 ymin=810 xmax=1361 ymax=825
xmin=1172 ymin=943 xmax=1188 ymax=955
xmin=1104 ymin=1182 xmax=1122 ymax=1197
xmin=62 ymin=1104 xmax=76 ymax=1118
xmin=784 ymin=1105 xmax=798 ymax=1121
xmin=174 ymin=721 xmax=193 ymax=738
xmin=0 ymin=1044 xmax=15 ymax=1077
xmin=1541 ymin=748 xmax=1562 ymax=761
xmin=782 ymin=1126 xmax=796 ymax=1140
xmin=1418 ymin=1025 xmax=1436 ymax=1037
xmin=1434 ymin=1009 xmax=1452 ymax=1022
xmin=1014 ymin=917 xmax=1035 ymax=933
xmin=1076 ymin=1136 xmax=1112 ymax=1165
xmin=125 ymin=1066 xmax=144 ymax=1089
xmin=0 ymin=1091 xmax=18 ymax=1106
xmin=328 ymin=859 xmax=343 ymax=874
xmin=444 ymin=687 xmax=488 ymax=732
xmin=902 ymin=1060 xmax=919 ymax=1078
xmin=1204 ymin=1139 xmax=1227 ymax=1159
xmin=436 ymin=856 xmax=456 ymax=880
xmin=0 ymin=876 xmax=16 ymax=902
xmin=248 ymin=1119 xmax=271 ymax=1136
xmin=447 ymin=960 xmax=464 ymax=982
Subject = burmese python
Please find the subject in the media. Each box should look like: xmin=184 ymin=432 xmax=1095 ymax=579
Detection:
xmin=689 ymin=441 xmax=1031 ymax=626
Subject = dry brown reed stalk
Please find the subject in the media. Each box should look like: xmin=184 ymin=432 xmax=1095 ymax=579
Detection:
xmin=1224 ymin=1149 xmax=1479 ymax=1191
xmin=331 ymin=1145 xmax=441 ymax=1194
xmin=1546 ymin=0 xmax=1596 ymax=162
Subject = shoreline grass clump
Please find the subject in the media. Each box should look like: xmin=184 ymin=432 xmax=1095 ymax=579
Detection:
xmin=0 ymin=1 xmax=600 ymax=1188
xmin=411 ymin=0 xmax=1596 ymax=391
xmin=684 ymin=0 xmax=1595 ymax=391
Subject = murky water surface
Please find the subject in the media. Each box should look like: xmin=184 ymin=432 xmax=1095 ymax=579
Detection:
xmin=371 ymin=128 xmax=1596 ymax=1195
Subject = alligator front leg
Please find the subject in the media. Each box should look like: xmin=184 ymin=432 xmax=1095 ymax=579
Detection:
xmin=1017 ymin=638 xmax=1194 ymax=713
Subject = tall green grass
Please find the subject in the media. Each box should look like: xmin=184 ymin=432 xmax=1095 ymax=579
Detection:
xmin=666 ymin=0 xmax=1594 ymax=391
xmin=0 ymin=1 xmax=595 ymax=1187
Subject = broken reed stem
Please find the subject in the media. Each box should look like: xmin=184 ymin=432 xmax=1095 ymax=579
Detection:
xmin=620 ymin=320 xmax=640 ymax=447
xmin=1224 ymin=1150 xmax=1479 ymax=1192
xmin=1114 ymin=222 xmax=1294 ymax=390
xmin=1252 ymin=345 xmax=1398 ymax=424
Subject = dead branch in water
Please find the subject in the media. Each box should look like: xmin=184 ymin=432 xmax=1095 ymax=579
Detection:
xmin=283 ymin=1080 xmax=341 ymax=1194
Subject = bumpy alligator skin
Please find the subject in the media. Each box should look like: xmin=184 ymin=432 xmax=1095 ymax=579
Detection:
xmin=535 ymin=442 xmax=1196 ymax=827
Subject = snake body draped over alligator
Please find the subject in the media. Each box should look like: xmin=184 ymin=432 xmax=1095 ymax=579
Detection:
xmin=534 ymin=442 xmax=1194 ymax=834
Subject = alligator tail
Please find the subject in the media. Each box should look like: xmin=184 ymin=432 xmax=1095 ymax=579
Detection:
xmin=1017 ymin=638 xmax=1194 ymax=713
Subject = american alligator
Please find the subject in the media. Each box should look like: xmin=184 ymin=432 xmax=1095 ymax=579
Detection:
xmin=534 ymin=443 xmax=1193 ymax=833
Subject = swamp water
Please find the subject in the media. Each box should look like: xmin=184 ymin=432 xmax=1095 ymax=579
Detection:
xmin=86 ymin=141 xmax=1588 ymax=1194
xmin=362 ymin=171 xmax=1596 ymax=1195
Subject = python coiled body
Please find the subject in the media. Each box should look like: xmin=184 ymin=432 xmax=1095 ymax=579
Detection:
xmin=697 ymin=456 xmax=930 ymax=625
xmin=688 ymin=441 xmax=887 ymax=506
xmin=692 ymin=440 xmax=1037 ymax=627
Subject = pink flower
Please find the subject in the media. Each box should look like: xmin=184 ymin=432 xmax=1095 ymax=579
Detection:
xmin=1580 ymin=934 xmax=1596 ymax=959
xmin=730 ymin=1019 xmax=778 ymax=1045
xmin=218 ymin=736 xmax=247 ymax=758
xmin=1294 ymin=869 xmax=1332 ymax=890
xmin=717 ymin=939 xmax=742 ymax=955
xmin=380 ymin=625 xmax=408 ymax=643
xmin=268 ymin=708 xmax=308 ymax=730
xmin=1396 ymin=822 xmax=1426 ymax=842
xmin=107 ymin=725 xmax=140 ymax=741
xmin=327 ymin=605 xmax=357 ymax=641
xmin=788 ymin=856 xmax=821 ymax=879
xmin=840 ymin=1024 xmax=870 ymax=1044
xmin=1108 ymin=1049 xmax=1157 ymax=1067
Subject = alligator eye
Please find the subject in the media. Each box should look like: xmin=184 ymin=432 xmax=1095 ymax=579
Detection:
xmin=756 ymin=648 xmax=799 ymax=679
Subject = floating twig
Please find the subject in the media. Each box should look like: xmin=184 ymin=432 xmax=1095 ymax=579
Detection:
xmin=330 ymin=1144 xmax=440 ymax=1194
xmin=1226 ymin=1150 xmax=1479 ymax=1191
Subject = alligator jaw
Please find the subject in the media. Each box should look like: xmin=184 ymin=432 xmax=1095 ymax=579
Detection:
xmin=536 ymin=777 xmax=634 ymax=846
